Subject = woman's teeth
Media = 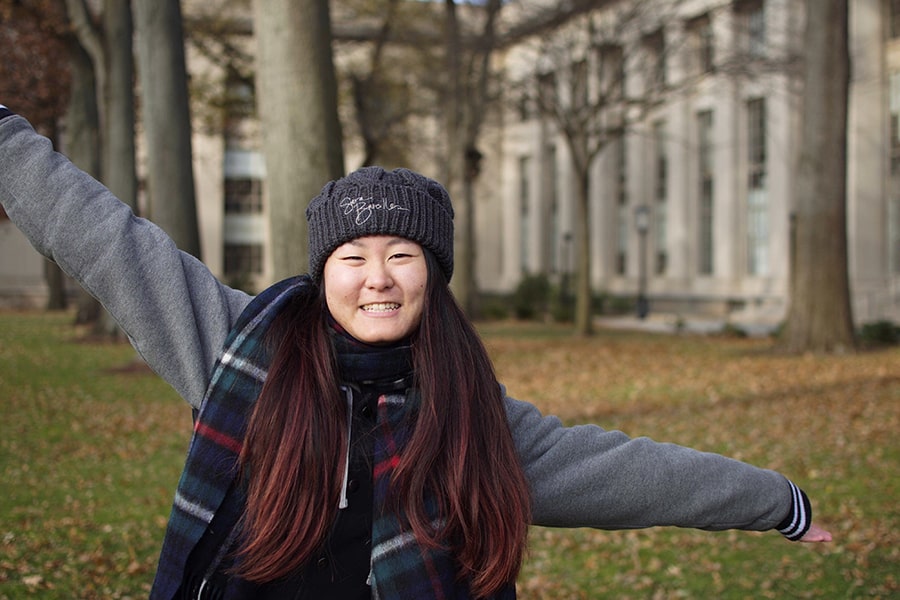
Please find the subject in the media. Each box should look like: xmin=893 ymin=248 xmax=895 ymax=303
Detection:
xmin=362 ymin=302 xmax=399 ymax=312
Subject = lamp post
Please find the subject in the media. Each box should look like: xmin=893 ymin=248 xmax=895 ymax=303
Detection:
xmin=634 ymin=204 xmax=650 ymax=320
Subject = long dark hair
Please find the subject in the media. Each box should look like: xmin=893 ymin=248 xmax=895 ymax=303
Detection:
xmin=235 ymin=251 xmax=531 ymax=597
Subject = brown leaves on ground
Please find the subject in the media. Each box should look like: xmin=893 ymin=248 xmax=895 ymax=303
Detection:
xmin=482 ymin=324 xmax=899 ymax=599
xmin=1 ymin=314 xmax=896 ymax=598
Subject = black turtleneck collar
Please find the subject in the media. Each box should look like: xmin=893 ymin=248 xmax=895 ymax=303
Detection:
xmin=327 ymin=316 xmax=415 ymax=391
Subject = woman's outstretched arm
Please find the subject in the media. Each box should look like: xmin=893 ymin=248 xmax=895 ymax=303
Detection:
xmin=0 ymin=107 xmax=252 ymax=408
xmin=504 ymin=390 xmax=831 ymax=543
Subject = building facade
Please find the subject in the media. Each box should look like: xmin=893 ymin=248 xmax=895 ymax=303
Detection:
xmin=484 ymin=0 xmax=899 ymax=324
xmin=1 ymin=0 xmax=898 ymax=326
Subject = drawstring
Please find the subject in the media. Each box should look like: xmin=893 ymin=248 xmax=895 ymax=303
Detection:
xmin=367 ymin=558 xmax=376 ymax=594
xmin=339 ymin=386 xmax=353 ymax=509
xmin=194 ymin=522 xmax=241 ymax=599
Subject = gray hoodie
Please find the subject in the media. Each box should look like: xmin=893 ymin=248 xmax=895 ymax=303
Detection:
xmin=0 ymin=109 xmax=808 ymax=539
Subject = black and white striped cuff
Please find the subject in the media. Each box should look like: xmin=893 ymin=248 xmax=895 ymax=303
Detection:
xmin=776 ymin=480 xmax=812 ymax=541
xmin=0 ymin=105 xmax=13 ymax=121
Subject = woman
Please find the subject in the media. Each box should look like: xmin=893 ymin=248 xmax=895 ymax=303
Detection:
xmin=0 ymin=106 xmax=830 ymax=600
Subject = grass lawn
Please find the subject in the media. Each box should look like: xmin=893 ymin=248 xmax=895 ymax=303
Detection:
xmin=1 ymin=311 xmax=897 ymax=599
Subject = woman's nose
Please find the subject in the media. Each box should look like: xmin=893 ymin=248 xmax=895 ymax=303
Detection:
xmin=365 ymin=262 xmax=393 ymax=289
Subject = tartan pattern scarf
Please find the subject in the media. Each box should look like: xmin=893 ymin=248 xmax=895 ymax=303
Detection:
xmin=150 ymin=275 xmax=310 ymax=600
xmin=369 ymin=395 xmax=515 ymax=600
xmin=150 ymin=275 xmax=515 ymax=599
xmin=370 ymin=393 xmax=457 ymax=598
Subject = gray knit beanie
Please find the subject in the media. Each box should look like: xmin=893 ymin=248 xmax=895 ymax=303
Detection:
xmin=306 ymin=166 xmax=454 ymax=282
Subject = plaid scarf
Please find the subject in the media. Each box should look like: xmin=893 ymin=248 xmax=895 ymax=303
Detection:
xmin=150 ymin=276 xmax=309 ymax=599
xmin=369 ymin=394 xmax=514 ymax=600
xmin=150 ymin=275 xmax=515 ymax=599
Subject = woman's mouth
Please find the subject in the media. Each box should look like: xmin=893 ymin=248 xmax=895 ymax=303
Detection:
xmin=361 ymin=302 xmax=400 ymax=313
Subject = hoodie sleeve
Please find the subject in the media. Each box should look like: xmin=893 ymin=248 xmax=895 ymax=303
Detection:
xmin=504 ymin=390 xmax=810 ymax=539
xmin=0 ymin=110 xmax=251 ymax=409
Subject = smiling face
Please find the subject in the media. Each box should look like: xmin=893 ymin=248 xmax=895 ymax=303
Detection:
xmin=322 ymin=235 xmax=428 ymax=344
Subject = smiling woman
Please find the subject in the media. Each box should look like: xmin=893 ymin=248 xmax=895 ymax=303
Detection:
xmin=0 ymin=107 xmax=830 ymax=600
xmin=323 ymin=236 xmax=428 ymax=344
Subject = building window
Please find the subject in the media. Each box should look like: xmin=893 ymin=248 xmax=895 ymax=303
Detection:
xmin=736 ymin=0 xmax=765 ymax=58
xmin=891 ymin=73 xmax=900 ymax=273
xmin=697 ymin=110 xmax=715 ymax=276
xmin=517 ymin=91 xmax=531 ymax=121
xmin=687 ymin=13 xmax=715 ymax=75
xmin=223 ymin=71 xmax=256 ymax=149
xmin=596 ymin=43 xmax=625 ymax=102
xmin=747 ymin=98 xmax=768 ymax=276
xmin=571 ymin=59 xmax=588 ymax=109
xmin=653 ymin=120 xmax=668 ymax=275
xmin=224 ymin=243 xmax=263 ymax=276
xmin=545 ymin=145 xmax=560 ymax=273
xmin=891 ymin=0 xmax=900 ymax=39
xmin=891 ymin=196 xmax=900 ymax=275
xmin=224 ymin=178 xmax=263 ymax=214
xmin=519 ymin=156 xmax=532 ymax=275
xmin=643 ymin=29 xmax=666 ymax=90
xmin=891 ymin=72 xmax=900 ymax=176
xmin=616 ymin=138 xmax=628 ymax=276
xmin=537 ymin=72 xmax=557 ymax=116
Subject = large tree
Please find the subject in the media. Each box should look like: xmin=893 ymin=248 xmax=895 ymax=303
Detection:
xmin=66 ymin=0 xmax=136 ymax=211
xmin=529 ymin=4 xmax=674 ymax=336
xmin=253 ymin=0 xmax=344 ymax=281
xmin=441 ymin=0 xmax=502 ymax=317
xmin=65 ymin=41 xmax=104 ymax=325
xmin=102 ymin=0 xmax=136 ymax=223
xmin=133 ymin=0 xmax=201 ymax=258
xmin=344 ymin=0 xmax=410 ymax=168
xmin=780 ymin=0 xmax=855 ymax=353
xmin=65 ymin=0 xmax=138 ymax=335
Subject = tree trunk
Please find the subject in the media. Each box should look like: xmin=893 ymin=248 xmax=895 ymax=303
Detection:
xmin=134 ymin=0 xmax=201 ymax=258
xmin=253 ymin=0 xmax=344 ymax=281
xmin=781 ymin=0 xmax=855 ymax=353
xmin=441 ymin=0 xmax=468 ymax=307
xmin=460 ymin=158 xmax=478 ymax=317
xmin=65 ymin=0 xmax=136 ymax=336
xmin=573 ymin=168 xmax=593 ymax=336
xmin=44 ymin=259 xmax=68 ymax=310
xmin=64 ymin=38 xmax=105 ymax=325
xmin=102 ymin=0 xmax=136 ymax=212
xmin=44 ymin=120 xmax=69 ymax=311
xmin=444 ymin=0 xmax=501 ymax=317
xmin=89 ymin=0 xmax=135 ymax=338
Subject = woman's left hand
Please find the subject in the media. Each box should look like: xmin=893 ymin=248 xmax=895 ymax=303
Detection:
xmin=798 ymin=522 xmax=832 ymax=542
